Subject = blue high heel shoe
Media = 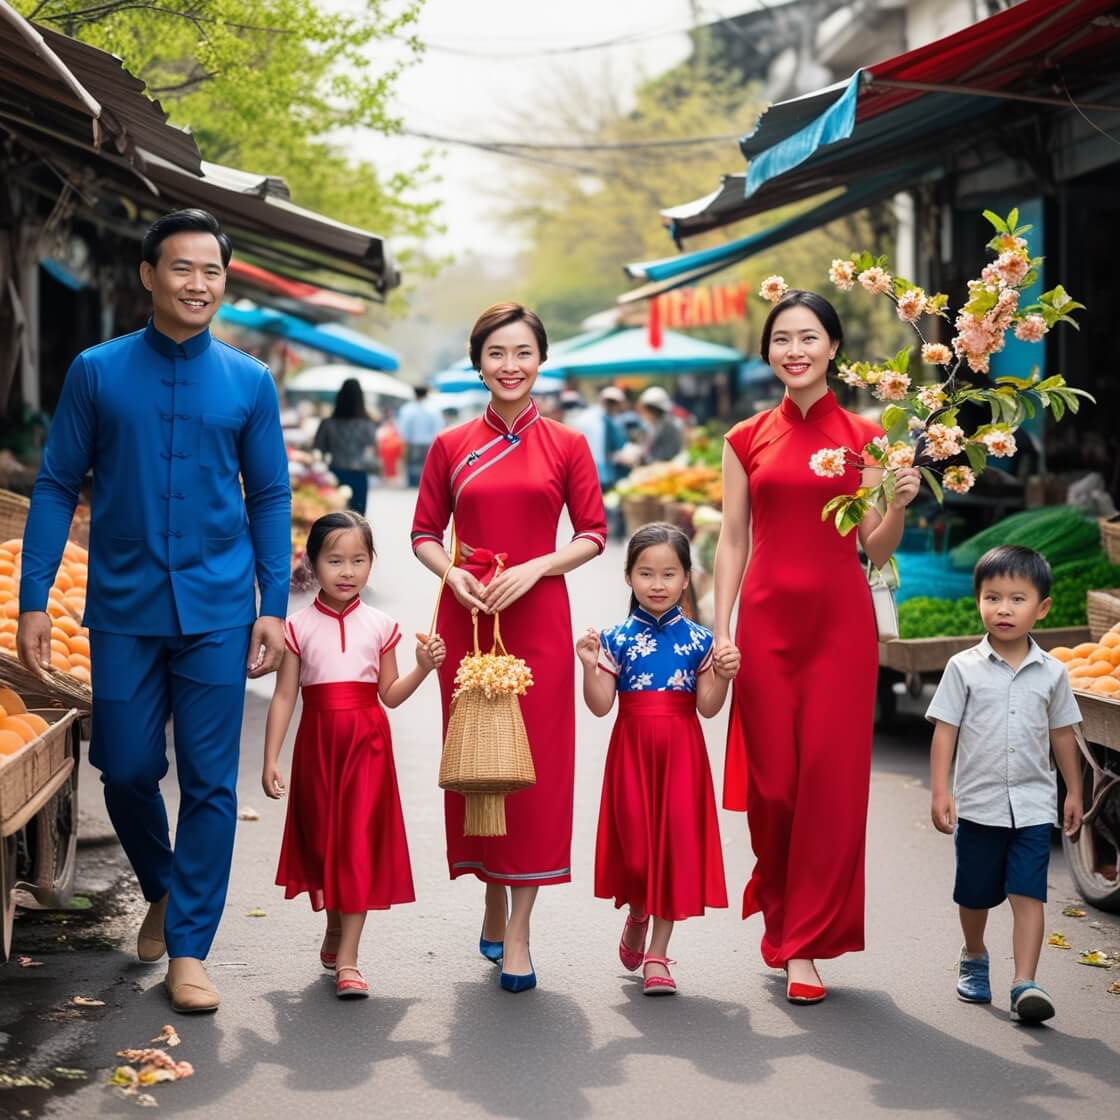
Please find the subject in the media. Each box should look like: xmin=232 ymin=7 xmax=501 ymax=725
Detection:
xmin=479 ymin=933 xmax=504 ymax=965
xmin=499 ymin=947 xmax=536 ymax=993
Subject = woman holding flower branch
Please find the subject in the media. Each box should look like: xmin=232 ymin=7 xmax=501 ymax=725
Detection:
xmin=713 ymin=289 xmax=920 ymax=1004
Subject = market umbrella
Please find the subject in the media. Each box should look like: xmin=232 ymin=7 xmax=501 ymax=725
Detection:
xmin=285 ymin=364 xmax=413 ymax=401
xmin=539 ymin=327 xmax=741 ymax=379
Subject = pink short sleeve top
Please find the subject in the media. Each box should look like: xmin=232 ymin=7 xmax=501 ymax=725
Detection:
xmin=284 ymin=597 xmax=402 ymax=686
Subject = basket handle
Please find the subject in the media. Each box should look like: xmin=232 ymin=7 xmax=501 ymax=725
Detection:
xmin=428 ymin=518 xmax=459 ymax=640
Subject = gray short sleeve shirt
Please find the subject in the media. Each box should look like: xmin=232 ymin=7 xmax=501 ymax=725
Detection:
xmin=925 ymin=635 xmax=1082 ymax=828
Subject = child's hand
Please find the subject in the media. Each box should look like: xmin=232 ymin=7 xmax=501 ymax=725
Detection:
xmin=713 ymin=644 xmax=741 ymax=680
xmin=416 ymin=633 xmax=446 ymax=672
xmin=1062 ymin=791 xmax=1083 ymax=837
xmin=576 ymin=628 xmax=601 ymax=668
xmin=930 ymin=791 xmax=956 ymax=834
xmin=262 ymin=762 xmax=285 ymax=800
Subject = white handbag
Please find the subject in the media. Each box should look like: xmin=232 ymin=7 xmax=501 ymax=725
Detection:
xmin=867 ymin=560 xmax=899 ymax=642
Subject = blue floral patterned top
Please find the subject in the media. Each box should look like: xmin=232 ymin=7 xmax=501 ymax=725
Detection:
xmin=598 ymin=605 xmax=714 ymax=692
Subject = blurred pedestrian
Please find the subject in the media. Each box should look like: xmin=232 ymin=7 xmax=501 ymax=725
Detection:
xmin=638 ymin=385 xmax=684 ymax=462
xmin=397 ymin=385 xmax=441 ymax=487
xmin=576 ymin=385 xmax=628 ymax=490
xmin=314 ymin=377 xmax=379 ymax=514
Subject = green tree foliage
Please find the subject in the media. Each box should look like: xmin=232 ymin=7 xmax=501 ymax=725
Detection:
xmin=16 ymin=0 xmax=440 ymax=252
xmin=503 ymin=58 xmax=905 ymax=360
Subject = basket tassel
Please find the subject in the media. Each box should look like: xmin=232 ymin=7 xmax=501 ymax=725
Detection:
xmin=463 ymin=793 xmax=507 ymax=837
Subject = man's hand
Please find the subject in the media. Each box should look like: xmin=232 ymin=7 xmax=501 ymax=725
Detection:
xmin=247 ymin=616 xmax=286 ymax=678
xmin=16 ymin=611 xmax=53 ymax=674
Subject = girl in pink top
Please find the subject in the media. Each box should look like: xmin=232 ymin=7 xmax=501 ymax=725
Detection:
xmin=263 ymin=511 xmax=445 ymax=998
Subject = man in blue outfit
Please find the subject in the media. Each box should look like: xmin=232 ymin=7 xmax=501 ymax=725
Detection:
xmin=18 ymin=209 xmax=291 ymax=1013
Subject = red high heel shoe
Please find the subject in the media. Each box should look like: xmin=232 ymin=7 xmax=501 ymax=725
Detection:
xmin=785 ymin=964 xmax=826 ymax=1004
xmin=642 ymin=955 xmax=677 ymax=996
xmin=335 ymin=966 xmax=369 ymax=999
xmin=619 ymin=913 xmax=650 ymax=972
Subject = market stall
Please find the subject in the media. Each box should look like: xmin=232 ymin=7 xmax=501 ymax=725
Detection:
xmin=287 ymin=450 xmax=351 ymax=590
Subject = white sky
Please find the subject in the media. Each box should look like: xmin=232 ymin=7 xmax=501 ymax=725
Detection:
xmin=354 ymin=0 xmax=762 ymax=258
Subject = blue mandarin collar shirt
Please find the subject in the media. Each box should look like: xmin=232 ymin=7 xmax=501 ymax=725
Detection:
xmin=21 ymin=319 xmax=292 ymax=635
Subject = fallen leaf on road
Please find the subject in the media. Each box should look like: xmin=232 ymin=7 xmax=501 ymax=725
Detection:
xmin=52 ymin=1067 xmax=87 ymax=1080
xmin=72 ymin=996 xmax=106 ymax=1006
xmin=109 ymin=1066 xmax=140 ymax=1089
xmin=1078 ymin=950 xmax=1112 ymax=968
xmin=1108 ymin=980 xmax=1120 ymax=994
xmin=16 ymin=955 xmax=43 ymax=967
xmin=238 ymin=807 xmax=261 ymax=821
xmin=1047 ymin=932 xmax=1071 ymax=949
xmin=1061 ymin=906 xmax=1087 ymax=918
xmin=150 ymin=1025 xmax=181 ymax=1047
xmin=0 ymin=1072 xmax=53 ymax=1089
xmin=245 ymin=907 xmax=267 ymax=918
xmin=136 ymin=1093 xmax=159 ymax=1108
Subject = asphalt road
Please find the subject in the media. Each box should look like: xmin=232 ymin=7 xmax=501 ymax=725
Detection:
xmin=2 ymin=486 xmax=1118 ymax=1119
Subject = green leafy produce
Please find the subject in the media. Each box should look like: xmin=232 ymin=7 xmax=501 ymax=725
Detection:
xmin=949 ymin=507 xmax=1100 ymax=570
xmin=898 ymin=552 xmax=1120 ymax=638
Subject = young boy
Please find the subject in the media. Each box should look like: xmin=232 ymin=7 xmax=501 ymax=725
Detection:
xmin=926 ymin=545 xmax=1083 ymax=1023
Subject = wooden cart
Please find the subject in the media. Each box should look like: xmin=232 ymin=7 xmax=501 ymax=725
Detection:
xmin=1064 ymin=690 xmax=1120 ymax=913
xmin=875 ymin=626 xmax=1091 ymax=724
xmin=1 ymin=708 xmax=81 ymax=959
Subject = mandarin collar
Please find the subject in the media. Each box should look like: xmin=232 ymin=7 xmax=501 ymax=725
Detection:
xmin=313 ymin=594 xmax=362 ymax=620
xmin=979 ymin=633 xmax=1043 ymax=671
xmin=779 ymin=389 xmax=838 ymax=423
xmin=484 ymin=398 xmax=539 ymax=437
xmin=143 ymin=318 xmax=213 ymax=361
xmin=632 ymin=604 xmax=683 ymax=630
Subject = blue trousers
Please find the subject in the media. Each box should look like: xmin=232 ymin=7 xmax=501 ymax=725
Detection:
xmin=89 ymin=627 xmax=252 ymax=959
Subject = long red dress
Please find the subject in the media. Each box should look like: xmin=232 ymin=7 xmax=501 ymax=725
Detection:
xmin=411 ymin=399 xmax=607 ymax=886
xmin=724 ymin=390 xmax=881 ymax=967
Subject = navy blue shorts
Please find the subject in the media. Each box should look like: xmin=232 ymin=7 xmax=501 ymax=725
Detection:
xmin=953 ymin=818 xmax=1051 ymax=909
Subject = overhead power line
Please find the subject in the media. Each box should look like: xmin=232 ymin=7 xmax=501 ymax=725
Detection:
xmin=402 ymin=128 xmax=743 ymax=152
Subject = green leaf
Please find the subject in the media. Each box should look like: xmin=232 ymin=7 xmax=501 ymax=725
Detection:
xmin=982 ymin=209 xmax=1008 ymax=233
xmin=1007 ymin=207 xmax=1019 ymax=231
xmin=920 ymin=467 xmax=944 ymax=503
xmin=882 ymin=470 xmax=896 ymax=506
xmin=894 ymin=345 xmax=912 ymax=374
xmin=965 ymin=442 xmax=988 ymax=473
xmin=1049 ymin=393 xmax=1066 ymax=422
xmin=880 ymin=404 xmax=905 ymax=431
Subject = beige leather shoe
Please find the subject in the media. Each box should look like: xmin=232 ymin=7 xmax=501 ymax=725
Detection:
xmin=137 ymin=894 xmax=169 ymax=962
xmin=164 ymin=957 xmax=220 ymax=1014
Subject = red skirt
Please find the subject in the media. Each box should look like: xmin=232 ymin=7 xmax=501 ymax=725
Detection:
xmin=276 ymin=682 xmax=415 ymax=912
xmin=594 ymin=692 xmax=727 ymax=921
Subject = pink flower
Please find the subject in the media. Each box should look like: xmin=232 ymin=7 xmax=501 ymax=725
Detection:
xmin=760 ymin=275 xmax=788 ymax=303
xmin=993 ymin=250 xmax=1030 ymax=288
xmin=809 ymin=447 xmax=847 ymax=478
xmin=991 ymin=287 xmax=1019 ymax=330
xmin=896 ymin=288 xmax=927 ymax=323
xmin=943 ymin=466 xmax=977 ymax=494
xmin=887 ymin=442 xmax=915 ymax=470
xmin=837 ymin=363 xmax=864 ymax=387
xmin=872 ymin=370 xmax=911 ymax=401
xmin=995 ymin=234 xmax=1027 ymax=253
xmin=908 ymin=416 xmax=927 ymax=433
xmin=858 ymin=266 xmax=892 ymax=295
xmin=920 ymin=343 xmax=953 ymax=366
xmin=829 ymin=259 xmax=856 ymax=290
xmin=980 ymin=429 xmax=1017 ymax=458
xmin=917 ymin=385 xmax=947 ymax=411
xmin=872 ymin=434 xmax=890 ymax=454
xmin=925 ymin=423 xmax=965 ymax=461
xmin=1014 ymin=314 xmax=1047 ymax=342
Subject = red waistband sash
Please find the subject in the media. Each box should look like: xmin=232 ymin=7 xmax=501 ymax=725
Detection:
xmin=301 ymin=682 xmax=381 ymax=712
xmin=458 ymin=545 xmax=507 ymax=586
xmin=618 ymin=691 xmax=697 ymax=715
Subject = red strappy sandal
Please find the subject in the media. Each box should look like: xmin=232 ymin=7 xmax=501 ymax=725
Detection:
xmin=335 ymin=966 xmax=369 ymax=999
xmin=642 ymin=955 xmax=677 ymax=997
xmin=320 ymin=928 xmax=341 ymax=971
xmin=619 ymin=913 xmax=650 ymax=972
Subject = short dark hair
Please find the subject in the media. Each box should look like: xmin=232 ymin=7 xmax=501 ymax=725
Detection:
xmin=142 ymin=208 xmax=232 ymax=268
xmin=305 ymin=510 xmax=376 ymax=568
xmin=973 ymin=545 xmax=1052 ymax=599
xmin=625 ymin=521 xmax=692 ymax=616
xmin=414 ymin=385 xmax=429 ymax=400
xmin=468 ymin=302 xmax=548 ymax=370
xmin=332 ymin=377 xmax=369 ymax=420
xmin=759 ymin=289 xmax=844 ymax=375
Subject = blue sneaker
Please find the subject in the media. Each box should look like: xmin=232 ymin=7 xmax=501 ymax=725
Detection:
xmin=956 ymin=950 xmax=991 ymax=1003
xmin=1010 ymin=981 xmax=1055 ymax=1024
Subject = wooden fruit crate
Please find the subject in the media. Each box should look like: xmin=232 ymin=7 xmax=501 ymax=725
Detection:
xmin=0 ymin=709 xmax=79 ymax=834
xmin=1087 ymin=589 xmax=1120 ymax=641
xmin=1072 ymin=690 xmax=1120 ymax=752
xmin=879 ymin=626 xmax=1091 ymax=675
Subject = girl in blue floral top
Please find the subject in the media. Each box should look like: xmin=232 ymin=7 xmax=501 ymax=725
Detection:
xmin=578 ymin=523 xmax=740 ymax=995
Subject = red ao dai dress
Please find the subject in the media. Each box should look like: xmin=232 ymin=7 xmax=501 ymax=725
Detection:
xmin=411 ymin=400 xmax=607 ymax=887
xmin=275 ymin=597 xmax=415 ymax=911
xmin=724 ymin=390 xmax=882 ymax=967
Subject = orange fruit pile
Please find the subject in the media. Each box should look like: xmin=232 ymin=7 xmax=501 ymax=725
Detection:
xmin=1050 ymin=625 xmax=1120 ymax=697
xmin=0 ymin=686 xmax=51 ymax=764
xmin=0 ymin=538 xmax=90 ymax=684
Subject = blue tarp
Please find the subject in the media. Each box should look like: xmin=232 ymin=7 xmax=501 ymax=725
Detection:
xmin=216 ymin=304 xmax=399 ymax=371
xmin=540 ymin=328 xmax=740 ymax=379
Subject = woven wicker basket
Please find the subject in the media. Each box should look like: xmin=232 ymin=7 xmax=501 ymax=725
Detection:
xmin=0 ymin=487 xmax=88 ymax=548
xmin=1087 ymin=588 xmax=1120 ymax=642
xmin=1100 ymin=517 xmax=1120 ymax=565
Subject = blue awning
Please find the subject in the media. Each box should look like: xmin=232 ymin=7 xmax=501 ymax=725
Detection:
xmin=216 ymin=304 xmax=399 ymax=371
xmin=540 ymin=328 xmax=740 ymax=379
